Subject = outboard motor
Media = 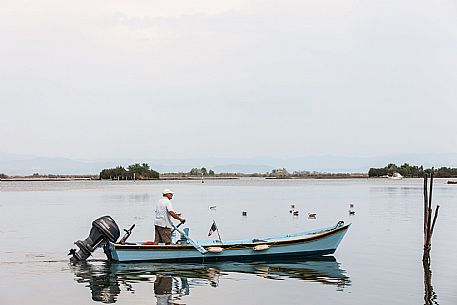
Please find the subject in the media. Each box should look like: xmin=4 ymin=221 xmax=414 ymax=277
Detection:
xmin=69 ymin=216 xmax=120 ymax=262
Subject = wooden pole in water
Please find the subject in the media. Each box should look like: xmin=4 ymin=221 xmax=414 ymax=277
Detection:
xmin=422 ymin=170 xmax=440 ymax=264
xmin=423 ymin=175 xmax=428 ymax=248
xmin=427 ymin=171 xmax=433 ymax=252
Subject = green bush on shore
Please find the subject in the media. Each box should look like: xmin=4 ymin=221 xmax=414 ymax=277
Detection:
xmin=100 ymin=163 xmax=159 ymax=180
xmin=368 ymin=163 xmax=457 ymax=178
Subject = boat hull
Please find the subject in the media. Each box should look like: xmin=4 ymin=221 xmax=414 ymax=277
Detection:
xmin=109 ymin=224 xmax=350 ymax=263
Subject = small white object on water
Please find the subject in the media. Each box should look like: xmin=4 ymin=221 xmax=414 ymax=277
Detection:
xmin=253 ymin=244 xmax=270 ymax=251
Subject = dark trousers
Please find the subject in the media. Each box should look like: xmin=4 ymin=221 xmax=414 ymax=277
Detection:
xmin=154 ymin=225 xmax=172 ymax=244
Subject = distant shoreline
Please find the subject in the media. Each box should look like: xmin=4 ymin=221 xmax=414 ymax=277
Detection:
xmin=0 ymin=176 xmax=240 ymax=182
xmin=0 ymin=177 xmax=94 ymax=181
xmin=265 ymin=174 xmax=368 ymax=179
xmin=3 ymin=176 xmax=456 ymax=182
xmin=0 ymin=175 xmax=370 ymax=182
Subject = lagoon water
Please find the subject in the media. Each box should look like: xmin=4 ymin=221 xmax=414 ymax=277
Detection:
xmin=0 ymin=178 xmax=456 ymax=305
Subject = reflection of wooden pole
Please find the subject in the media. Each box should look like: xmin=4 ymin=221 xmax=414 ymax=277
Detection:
xmin=423 ymin=260 xmax=437 ymax=305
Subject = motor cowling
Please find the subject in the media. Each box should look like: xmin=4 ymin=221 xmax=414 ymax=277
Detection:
xmin=70 ymin=216 xmax=120 ymax=262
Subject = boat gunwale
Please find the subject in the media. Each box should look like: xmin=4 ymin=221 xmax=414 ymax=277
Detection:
xmin=111 ymin=223 xmax=351 ymax=251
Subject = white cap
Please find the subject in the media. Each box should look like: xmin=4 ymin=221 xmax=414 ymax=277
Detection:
xmin=162 ymin=189 xmax=174 ymax=195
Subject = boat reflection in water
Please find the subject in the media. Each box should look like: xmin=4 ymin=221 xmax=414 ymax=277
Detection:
xmin=71 ymin=256 xmax=351 ymax=304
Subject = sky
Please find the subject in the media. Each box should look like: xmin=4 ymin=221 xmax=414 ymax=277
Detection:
xmin=1 ymin=0 xmax=457 ymax=164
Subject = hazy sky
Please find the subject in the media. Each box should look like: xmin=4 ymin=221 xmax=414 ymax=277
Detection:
xmin=1 ymin=0 xmax=456 ymax=161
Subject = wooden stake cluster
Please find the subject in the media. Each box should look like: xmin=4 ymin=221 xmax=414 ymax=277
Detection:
xmin=423 ymin=171 xmax=440 ymax=264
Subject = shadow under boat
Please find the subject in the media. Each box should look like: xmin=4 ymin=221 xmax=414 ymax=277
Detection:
xmin=71 ymin=256 xmax=351 ymax=304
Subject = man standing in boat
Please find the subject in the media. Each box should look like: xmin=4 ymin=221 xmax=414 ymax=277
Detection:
xmin=154 ymin=189 xmax=186 ymax=244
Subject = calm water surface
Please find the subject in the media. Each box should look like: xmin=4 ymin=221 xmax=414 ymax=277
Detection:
xmin=0 ymin=178 xmax=456 ymax=304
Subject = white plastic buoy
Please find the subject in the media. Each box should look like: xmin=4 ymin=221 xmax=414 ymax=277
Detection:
xmin=207 ymin=247 xmax=224 ymax=253
xmin=253 ymin=244 xmax=270 ymax=251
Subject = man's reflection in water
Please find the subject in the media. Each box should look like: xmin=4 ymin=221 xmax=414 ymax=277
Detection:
xmin=154 ymin=275 xmax=173 ymax=305
xmin=153 ymin=275 xmax=190 ymax=305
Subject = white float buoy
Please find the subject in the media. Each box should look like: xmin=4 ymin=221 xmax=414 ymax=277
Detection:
xmin=253 ymin=244 xmax=270 ymax=251
xmin=207 ymin=247 xmax=224 ymax=253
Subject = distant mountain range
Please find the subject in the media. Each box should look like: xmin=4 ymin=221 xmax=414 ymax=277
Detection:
xmin=1 ymin=152 xmax=456 ymax=176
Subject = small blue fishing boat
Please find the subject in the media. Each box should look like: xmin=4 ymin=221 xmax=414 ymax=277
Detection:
xmin=69 ymin=217 xmax=350 ymax=263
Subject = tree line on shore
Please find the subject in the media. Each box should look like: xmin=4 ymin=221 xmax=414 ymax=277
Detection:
xmin=368 ymin=163 xmax=457 ymax=178
xmin=98 ymin=165 xmax=325 ymax=180
xmin=2 ymin=162 xmax=457 ymax=180
xmin=99 ymin=163 xmax=160 ymax=180
xmin=99 ymin=165 xmax=219 ymax=180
